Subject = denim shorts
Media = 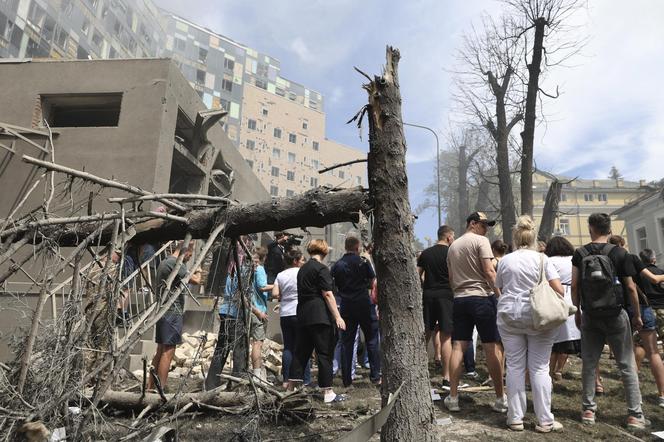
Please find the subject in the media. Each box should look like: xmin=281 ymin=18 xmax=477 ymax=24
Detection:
xmin=627 ymin=305 xmax=656 ymax=331
xmin=452 ymin=295 xmax=501 ymax=343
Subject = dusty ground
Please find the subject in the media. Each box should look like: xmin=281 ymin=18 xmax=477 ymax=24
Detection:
xmin=99 ymin=350 xmax=664 ymax=441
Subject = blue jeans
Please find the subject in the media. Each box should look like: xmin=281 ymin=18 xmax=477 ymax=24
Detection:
xmin=280 ymin=316 xmax=311 ymax=385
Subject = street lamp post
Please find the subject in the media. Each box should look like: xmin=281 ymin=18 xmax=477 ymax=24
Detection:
xmin=403 ymin=122 xmax=441 ymax=227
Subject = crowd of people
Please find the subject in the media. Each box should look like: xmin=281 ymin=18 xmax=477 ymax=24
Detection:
xmin=420 ymin=211 xmax=664 ymax=433
xmin=145 ymin=210 xmax=664 ymax=432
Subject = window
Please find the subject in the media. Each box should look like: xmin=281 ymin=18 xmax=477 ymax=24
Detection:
xmin=246 ymin=139 xmax=255 ymax=150
xmin=92 ymin=30 xmax=103 ymax=47
xmin=246 ymin=159 xmax=253 ymax=169
xmin=81 ymin=19 xmax=90 ymax=35
xmin=271 ymin=166 xmax=279 ymax=177
xmin=198 ymin=47 xmax=208 ymax=63
xmin=288 ymin=152 xmax=296 ymax=164
xmin=175 ymin=37 xmax=185 ymax=51
xmin=221 ymin=79 xmax=233 ymax=92
xmin=272 ymin=148 xmax=281 ymax=159
xmin=636 ymin=227 xmax=648 ymax=252
xmin=598 ymin=193 xmax=608 ymax=202
xmin=270 ymin=186 xmax=279 ymax=196
xmin=273 ymin=128 xmax=282 ymax=138
xmin=220 ymin=98 xmax=229 ymax=111
xmin=247 ymin=119 xmax=257 ymax=130
xmin=287 ymin=171 xmax=295 ymax=181
xmin=310 ymin=177 xmax=318 ymax=187
xmin=255 ymin=79 xmax=267 ymax=90
xmin=41 ymin=93 xmax=123 ymax=127
xmin=275 ymin=87 xmax=285 ymax=97
xmin=356 ymin=176 xmax=362 ymax=185
xmin=560 ymin=193 xmax=567 ymax=202
xmin=312 ymin=141 xmax=319 ymax=151
xmin=286 ymin=190 xmax=295 ymax=197
xmin=224 ymin=58 xmax=235 ymax=70
xmin=302 ymin=120 xmax=308 ymax=130
xmin=584 ymin=193 xmax=594 ymax=202
xmin=311 ymin=159 xmax=319 ymax=170
xmin=196 ymin=69 xmax=206 ymax=84
xmin=339 ymin=170 xmax=345 ymax=179
xmin=289 ymin=133 xmax=297 ymax=143
xmin=559 ymin=219 xmax=571 ymax=236
xmin=262 ymin=108 xmax=268 ymax=116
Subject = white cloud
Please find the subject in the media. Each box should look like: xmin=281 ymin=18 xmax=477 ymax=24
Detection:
xmin=329 ymin=86 xmax=344 ymax=104
xmin=289 ymin=37 xmax=313 ymax=63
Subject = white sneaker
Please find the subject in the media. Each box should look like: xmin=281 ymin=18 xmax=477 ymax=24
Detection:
xmin=535 ymin=421 xmax=563 ymax=433
xmin=492 ymin=395 xmax=508 ymax=413
xmin=444 ymin=395 xmax=460 ymax=412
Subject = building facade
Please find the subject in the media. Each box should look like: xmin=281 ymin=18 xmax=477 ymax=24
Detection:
xmin=613 ymin=189 xmax=664 ymax=261
xmin=0 ymin=1 xmax=367 ymax=199
xmin=532 ymin=171 xmax=652 ymax=247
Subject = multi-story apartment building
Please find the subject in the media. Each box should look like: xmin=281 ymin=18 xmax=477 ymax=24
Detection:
xmin=532 ymin=171 xmax=652 ymax=247
xmin=0 ymin=1 xmax=367 ymax=198
xmin=0 ymin=0 xmax=165 ymax=60
xmin=158 ymin=11 xmax=366 ymax=195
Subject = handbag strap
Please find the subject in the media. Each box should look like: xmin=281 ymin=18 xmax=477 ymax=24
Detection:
xmin=537 ymin=253 xmax=545 ymax=286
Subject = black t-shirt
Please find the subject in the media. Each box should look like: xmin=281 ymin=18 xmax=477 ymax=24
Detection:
xmin=296 ymin=259 xmax=336 ymax=326
xmin=637 ymin=262 xmax=664 ymax=308
xmin=331 ymin=253 xmax=375 ymax=302
xmin=571 ymin=243 xmax=636 ymax=278
xmin=417 ymin=244 xmax=453 ymax=298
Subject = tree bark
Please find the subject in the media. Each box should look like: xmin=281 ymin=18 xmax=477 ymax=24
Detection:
xmin=520 ymin=17 xmax=546 ymax=217
xmin=537 ymin=179 xmax=562 ymax=242
xmin=11 ymin=187 xmax=369 ymax=247
xmin=364 ymin=46 xmax=435 ymax=442
xmin=457 ymin=144 xmax=470 ymax=233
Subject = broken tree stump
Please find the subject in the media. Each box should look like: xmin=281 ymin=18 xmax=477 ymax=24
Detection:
xmin=363 ymin=46 xmax=436 ymax=441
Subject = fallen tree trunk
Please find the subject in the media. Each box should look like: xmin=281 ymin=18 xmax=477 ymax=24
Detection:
xmin=11 ymin=187 xmax=369 ymax=246
xmin=100 ymin=389 xmax=253 ymax=412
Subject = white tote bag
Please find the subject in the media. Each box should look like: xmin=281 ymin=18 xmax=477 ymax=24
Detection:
xmin=530 ymin=254 xmax=577 ymax=331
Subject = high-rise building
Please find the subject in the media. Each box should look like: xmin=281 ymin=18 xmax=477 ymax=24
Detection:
xmin=158 ymin=12 xmax=366 ymax=196
xmin=0 ymin=0 xmax=165 ymax=60
xmin=0 ymin=1 xmax=367 ymax=198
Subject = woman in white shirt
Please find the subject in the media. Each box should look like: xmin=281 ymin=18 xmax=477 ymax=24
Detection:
xmin=496 ymin=216 xmax=565 ymax=433
xmin=545 ymin=237 xmax=581 ymax=381
xmin=272 ymin=248 xmax=309 ymax=388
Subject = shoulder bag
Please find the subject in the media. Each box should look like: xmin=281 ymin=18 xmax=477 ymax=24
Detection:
xmin=530 ymin=253 xmax=577 ymax=331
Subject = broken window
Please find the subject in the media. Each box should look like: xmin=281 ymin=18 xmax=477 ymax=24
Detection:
xmin=196 ymin=69 xmax=206 ymax=84
xmin=41 ymin=93 xmax=123 ymax=127
xmin=221 ymin=79 xmax=233 ymax=92
xmin=198 ymin=47 xmax=208 ymax=63
xmin=262 ymin=108 xmax=268 ymax=116
xmin=224 ymin=58 xmax=235 ymax=70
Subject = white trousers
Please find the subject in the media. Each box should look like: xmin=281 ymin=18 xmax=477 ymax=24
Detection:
xmin=497 ymin=313 xmax=557 ymax=426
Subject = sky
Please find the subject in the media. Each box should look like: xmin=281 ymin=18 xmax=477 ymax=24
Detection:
xmin=154 ymin=0 xmax=664 ymax=244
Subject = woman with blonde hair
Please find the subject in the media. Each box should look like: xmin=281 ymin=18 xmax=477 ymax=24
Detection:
xmin=287 ymin=239 xmax=347 ymax=402
xmin=495 ymin=216 xmax=565 ymax=433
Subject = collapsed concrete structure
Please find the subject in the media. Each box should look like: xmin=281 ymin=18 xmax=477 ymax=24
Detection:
xmin=0 ymin=58 xmax=270 ymax=361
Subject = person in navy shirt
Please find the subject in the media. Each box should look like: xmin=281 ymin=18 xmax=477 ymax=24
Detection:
xmin=331 ymin=236 xmax=380 ymax=386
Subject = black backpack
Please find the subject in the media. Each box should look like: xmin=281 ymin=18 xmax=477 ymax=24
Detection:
xmin=578 ymin=243 xmax=623 ymax=317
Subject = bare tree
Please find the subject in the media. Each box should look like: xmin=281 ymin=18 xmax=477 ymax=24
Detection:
xmin=454 ymin=15 xmax=525 ymax=242
xmin=503 ymin=0 xmax=585 ymax=216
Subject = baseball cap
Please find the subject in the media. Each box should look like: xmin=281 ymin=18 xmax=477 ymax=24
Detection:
xmin=466 ymin=212 xmax=496 ymax=227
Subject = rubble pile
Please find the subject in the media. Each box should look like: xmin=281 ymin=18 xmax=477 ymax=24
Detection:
xmin=133 ymin=331 xmax=285 ymax=381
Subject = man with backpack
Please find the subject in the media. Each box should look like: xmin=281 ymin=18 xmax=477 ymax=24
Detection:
xmin=571 ymin=213 xmax=647 ymax=429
